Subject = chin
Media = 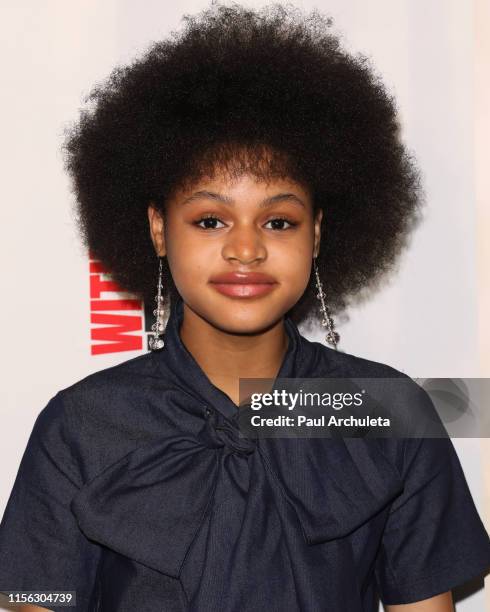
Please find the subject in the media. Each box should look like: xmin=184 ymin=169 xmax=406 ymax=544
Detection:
xmin=183 ymin=288 xmax=295 ymax=332
xmin=210 ymin=316 xmax=279 ymax=336
xmin=206 ymin=298 xmax=286 ymax=335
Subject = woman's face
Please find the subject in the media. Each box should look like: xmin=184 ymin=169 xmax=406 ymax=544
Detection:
xmin=148 ymin=172 xmax=322 ymax=335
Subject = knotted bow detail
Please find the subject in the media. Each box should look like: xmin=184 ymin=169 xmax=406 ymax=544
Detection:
xmin=198 ymin=408 xmax=256 ymax=455
xmin=70 ymin=408 xmax=404 ymax=579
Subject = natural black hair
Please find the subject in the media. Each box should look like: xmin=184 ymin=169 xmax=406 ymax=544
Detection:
xmin=63 ymin=2 xmax=423 ymax=328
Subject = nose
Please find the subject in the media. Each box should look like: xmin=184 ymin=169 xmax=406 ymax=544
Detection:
xmin=222 ymin=223 xmax=267 ymax=264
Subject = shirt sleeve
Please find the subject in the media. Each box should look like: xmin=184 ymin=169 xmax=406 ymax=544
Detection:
xmin=375 ymin=433 xmax=490 ymax=605
xmin=0 ymin=392 xmax=101 ymax=612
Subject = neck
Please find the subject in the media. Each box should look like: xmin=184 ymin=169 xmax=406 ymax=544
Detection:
xmin=179 ymin=304 xmax=289 ymax=407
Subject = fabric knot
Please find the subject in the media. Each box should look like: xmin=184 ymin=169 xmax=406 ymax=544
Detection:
xmin=199 ymin=409 xmax=256 ymax=456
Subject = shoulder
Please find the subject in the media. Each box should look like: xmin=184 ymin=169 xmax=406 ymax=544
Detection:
xmin=300 ymin=332 xmax=412 ymax=380
xmin=56 ymin=348 xmax=178 ymax=427
xmin=37 ymin=351 xmax=159 ymax=432
xmin=298 ymin=333 xmax=431 ymax=417
xmin=60 ymin=351 xmax=159 ymax=404
xmin=48 ymin=349 xmax=180 ymax=427
xmin=33 ymin=352 xmax=173 ymax=479
xmin=298 ymin=336 xmax=441 ymax=457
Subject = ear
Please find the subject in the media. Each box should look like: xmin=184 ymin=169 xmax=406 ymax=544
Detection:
xmin=147 ymin=204 xmax=166 ymax=257
xmin=313 ymin=208 xmax=323 ymax=258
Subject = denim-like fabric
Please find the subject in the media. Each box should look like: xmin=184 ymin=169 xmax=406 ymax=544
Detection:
xmin=0 ymin=294 xmax=489 ymax=611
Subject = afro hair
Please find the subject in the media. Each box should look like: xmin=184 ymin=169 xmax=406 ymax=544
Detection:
xmin=63 ymin=2 xmax=423 ymax=327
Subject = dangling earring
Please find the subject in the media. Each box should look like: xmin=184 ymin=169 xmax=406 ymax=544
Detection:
xmin=313 ymin=257 xmax=340 ymax=350
xmin=149 ymin=255 xmax=166 ymax=351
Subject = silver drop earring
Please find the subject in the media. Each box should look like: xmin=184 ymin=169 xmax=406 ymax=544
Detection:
xmin=313 ymin=258 xmax=340 ymax=350
xmin=149 ymin=255 xmax=166 ymax=351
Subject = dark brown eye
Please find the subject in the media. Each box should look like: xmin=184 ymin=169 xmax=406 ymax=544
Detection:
xmin=194 ymin=216 xmax=225 ymax=229
xmin=264 ymin=217 xmax=297 ymax=230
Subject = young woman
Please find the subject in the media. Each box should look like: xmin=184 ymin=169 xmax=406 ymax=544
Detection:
xmin=1 ymin=4 xmax=489 ymax=611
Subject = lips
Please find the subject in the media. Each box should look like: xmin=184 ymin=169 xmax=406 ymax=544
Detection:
xmin=209 ymin=271 xmax=277 ymax=284
xmin=209 ymin=271 xmax=278 ymax=298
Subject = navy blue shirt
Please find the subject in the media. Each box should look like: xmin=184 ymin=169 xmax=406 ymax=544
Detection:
xmin=1 ymin=294 xmax=489 ymax=611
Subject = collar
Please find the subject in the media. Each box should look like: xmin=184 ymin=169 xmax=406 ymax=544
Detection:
xmin=156 ymin=294 xmax=315 ymax=420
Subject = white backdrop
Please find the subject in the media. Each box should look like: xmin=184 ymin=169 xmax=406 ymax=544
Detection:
xmin=0 ymin=1 xmax=488 ymax=610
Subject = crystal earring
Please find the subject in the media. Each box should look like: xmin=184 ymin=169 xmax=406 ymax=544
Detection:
xmin=149 ymin=255 xmax=166 ymax=351
xmin=313 ymin=257 xmax=340 ymax=350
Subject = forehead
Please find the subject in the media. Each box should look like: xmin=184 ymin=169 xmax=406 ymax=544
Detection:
xmin=170 ymin=171 xmax=312 ymax=204
xmin=165 ymin=142 xmax=312 ymax=204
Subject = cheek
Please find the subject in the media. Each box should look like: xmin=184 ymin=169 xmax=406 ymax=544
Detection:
xmin=270 ymin=229 xmax=314 ymax=277
xmin=281 ymin=249 xmax=312 ymax=292
xmin=164 ymin=218 xmax=217 ymax=279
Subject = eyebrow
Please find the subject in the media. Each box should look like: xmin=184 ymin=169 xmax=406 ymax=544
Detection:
xmin=180 ymin=190 xmax=306 ymax=208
